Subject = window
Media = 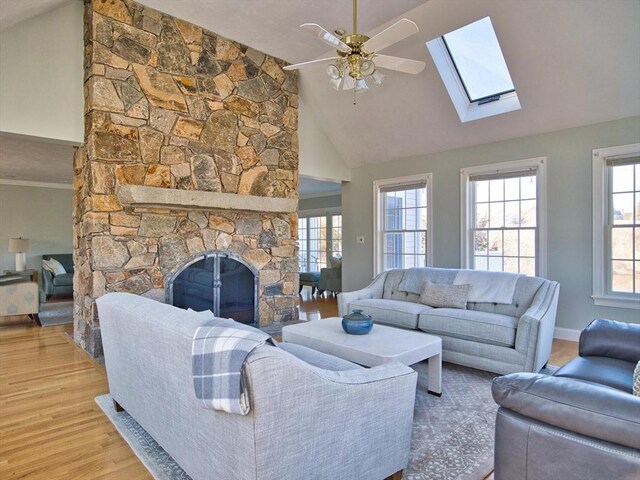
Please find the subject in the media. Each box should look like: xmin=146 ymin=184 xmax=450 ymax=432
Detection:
xmin=461 ymin=158 xmax=546 ymax=276
xmin=592 ymin=143 xmax=640 ymax=309
xmin=374 ymin=174 xmax=432 ymax=275
xmin=298 ymin=212 xmax=342 ymax=272
xmin=426 ymin=17 xmax=520 ymax=122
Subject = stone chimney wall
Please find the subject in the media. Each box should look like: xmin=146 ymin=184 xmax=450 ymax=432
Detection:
xmin=74 ymin=0 xmax=299 ymax=356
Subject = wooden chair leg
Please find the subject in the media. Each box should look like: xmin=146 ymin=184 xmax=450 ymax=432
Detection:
xmin=384 ymin=470 xmax=403 ymax=480
xmin=113 ymin=399 xmax=125 ymax=412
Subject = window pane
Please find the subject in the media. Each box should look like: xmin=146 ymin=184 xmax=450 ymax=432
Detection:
xmin=442 ymin=16 xmax=515 ymax=102
xmin=520 ymin=176 xmax=536 ymax=199
xmin=612 ymin=260 xmax=634 ymax=292
xmin=504 ymin=201 xmax=520 ymax=227
xmin=520 ymin=257 xmax=536 ymax=276
xmin=635 ymin=164 xmax=640 ymax=191
xmin=489 ymin=202 xmax=504 ymax=228
xmin=635 ymin=227 xmax=640 ymax=260
xmin=520 ymin=229 xmax=536 ymax=257
xmin=488 ymin=230 xmax=502 ymax=254
xmin=612 ymin=227 xmax=633 ymax=259
xmin=504 ymin=178 xmax=520 ymax=201
xmin=612 ymin=164 xmax=634 ymax=193
xmin=475 ymin=180 xmax=489 ymax=202
xmin=474 ymin=256 xmax=488 ymax=270
xmin=474 ymin=230 xmax=488 ymax=255
xmin=489 ymin=179 xmax=504 ymax=202
xmin=503 ymin=230 xmax=519 ymax=256
xmin=612 ymin=193 xmax=634 ymax=224
xmin=520 ymin=200 xmax=537 ymax=227
xmin=504 ymin=257 xmax=519 ymax=274
xmin=475 ymin=203 xmax=489 ymax=228
xmin=635 ymin=261 xmax=640 ymax=294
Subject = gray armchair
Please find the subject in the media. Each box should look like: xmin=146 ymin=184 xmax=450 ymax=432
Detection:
xmin=492 ymin=319 xmax=640 ymax=480
xmin=318 ymin=257 xmax=342 ymax=294
xmin=42 ymin=254 xmax=74 ymax=299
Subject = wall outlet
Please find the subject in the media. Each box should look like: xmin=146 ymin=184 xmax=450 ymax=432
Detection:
xmin=356 ymin=236 xmax=365 ymax=244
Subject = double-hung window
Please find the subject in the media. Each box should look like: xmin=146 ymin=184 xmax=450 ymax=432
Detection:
xmin=297 ymin=212 xmax=342 ymax=272
xmin=592 ymin=144 xmax=640 ymax=309
xmin=461 ymin=158 xmax=546 ymax=276
xmin=374 ymin=174 xmax=432 ymax=275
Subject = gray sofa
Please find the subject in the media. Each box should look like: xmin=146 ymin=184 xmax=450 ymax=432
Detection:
xmin=98 ymin=293 xmax=417 ymax=480
xmin=492 ymin=319 xmax=640 ymax=480
xmin=338 ymin=268 xmax=560 ymax=374
xmin=42 ymin=254 xmax=73 ymax=299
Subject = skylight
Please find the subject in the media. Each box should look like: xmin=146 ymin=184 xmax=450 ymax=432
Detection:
xmin=442 ymin=17 xmax=515 ymax=103
xmin=426 ymin=16 xmax=521 ymax=122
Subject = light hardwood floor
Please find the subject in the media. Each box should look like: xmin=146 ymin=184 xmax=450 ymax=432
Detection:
xmin=0 ymin=291 xmax=578 ymax=479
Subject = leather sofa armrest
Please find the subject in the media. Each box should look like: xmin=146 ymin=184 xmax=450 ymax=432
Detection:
xmin=492 ymin=372 xmax=640 ymax=450
xmin=579 ymin=318 xmax=640 ymax=363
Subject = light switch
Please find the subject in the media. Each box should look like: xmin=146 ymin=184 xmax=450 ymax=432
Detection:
xmin=356 ymin=236 xmax=365 ymax=244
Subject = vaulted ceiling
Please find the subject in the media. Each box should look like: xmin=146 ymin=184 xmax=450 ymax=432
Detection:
xmin=1 ymin=0 xmax=639 ymax=173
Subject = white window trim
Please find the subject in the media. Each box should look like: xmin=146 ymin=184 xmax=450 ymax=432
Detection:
xmin=373 ymin=173 xmax=433 ymax=276
xmin=460 ymin=157 xmax=547 ymax=277
xmin=426 ymin=37 xmax=521 ymax=123
xmin=592 ymin=143 xmax=640 ymax=310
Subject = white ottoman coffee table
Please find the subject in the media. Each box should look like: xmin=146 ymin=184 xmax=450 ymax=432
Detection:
xmin=282 ymin=317 xmax=442 ymax=395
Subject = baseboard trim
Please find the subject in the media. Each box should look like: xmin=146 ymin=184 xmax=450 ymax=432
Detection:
xmin=553 ymin=327 xmax=580 ymax=342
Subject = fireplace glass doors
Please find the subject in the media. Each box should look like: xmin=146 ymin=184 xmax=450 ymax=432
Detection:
xmin=168 ymin=252 xmax=257 ymax=325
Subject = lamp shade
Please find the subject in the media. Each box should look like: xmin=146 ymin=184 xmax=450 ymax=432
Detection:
xmin=8 ymin=238 xmax=31 ymax=253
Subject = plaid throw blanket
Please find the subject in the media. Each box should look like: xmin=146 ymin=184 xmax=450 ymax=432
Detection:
xmin=192 ymin=318 xmax=275 ymax=415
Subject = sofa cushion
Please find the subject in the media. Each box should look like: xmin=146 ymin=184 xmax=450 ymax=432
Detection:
xmin=554 ymin=356 xmax=636 ymax=394
xmin=280 ymin=342 xmax=363 ymax=371
xmin=419 ymin=281 xmax=470 ymax=309
xmin=349 ymin=298 xmax=432 ymax=330
xmin=52 ymin=273 xmax=74 ymax=287
xmin=419 ymin=309 xmax=518 ymax=347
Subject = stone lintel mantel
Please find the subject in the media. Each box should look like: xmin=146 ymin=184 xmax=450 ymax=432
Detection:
xmin=117 ymin=185 xmax=298 ymax=214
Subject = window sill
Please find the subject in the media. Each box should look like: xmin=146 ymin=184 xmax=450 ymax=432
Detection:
xmin=591 ymin=294 xmax=640 ymax=310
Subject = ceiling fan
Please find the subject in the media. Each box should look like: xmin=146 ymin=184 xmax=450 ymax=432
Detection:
xmin=283 ymin=0 xmax=426 ymax=102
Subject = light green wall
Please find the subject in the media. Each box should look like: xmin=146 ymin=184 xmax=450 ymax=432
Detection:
xmin=0 ymin=185 xmax=73 ymax=279
xmin=299 ymin=194 xmax=342 ymax=213
xmin=298 ymin=100 xmax=351 ymax=182
xmin=0 ymin=2 xmax=84 ymax=143
xmin=342 ymin=116 xmax=640 ymax=330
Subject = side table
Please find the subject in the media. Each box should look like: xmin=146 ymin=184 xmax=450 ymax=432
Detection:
xmin=3 ymin=269 xmax=39 ymax=283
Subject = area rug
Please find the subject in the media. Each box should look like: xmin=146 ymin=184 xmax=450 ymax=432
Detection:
xmin=39 ymin=301 xmax=73 ymax=326
xmin=96 ymin=362 xmax=499 ymax=480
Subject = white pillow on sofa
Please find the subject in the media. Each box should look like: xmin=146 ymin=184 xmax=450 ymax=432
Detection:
xmin=43 ymin=258 xmax=66 ymax=276
xmin=419 ymin=281 xmax=471 ymax=309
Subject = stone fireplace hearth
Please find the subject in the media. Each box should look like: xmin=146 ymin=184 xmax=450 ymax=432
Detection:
xmin=73 ymin=0 xmax=300 ymax=356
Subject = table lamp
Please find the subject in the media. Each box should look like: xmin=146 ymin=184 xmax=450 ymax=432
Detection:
xmin=8 ymin=237 xmax=31 ymax=271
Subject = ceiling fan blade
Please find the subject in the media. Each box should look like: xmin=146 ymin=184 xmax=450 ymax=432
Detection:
xmin=363 ymin=19 xmax=419 ymax=53
xmin=374 ymin=54 xmax=426 ymax=74
xmin=300 ymin=23 xmax=352 ymax=52
xmin=283 ymin=57 xmax=340 ymax=71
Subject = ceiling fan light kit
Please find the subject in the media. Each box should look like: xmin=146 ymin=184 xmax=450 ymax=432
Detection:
xmin=284 ymin=0 xmax=426 ymax=104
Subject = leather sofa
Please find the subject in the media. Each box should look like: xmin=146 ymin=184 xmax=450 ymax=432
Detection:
xmin=492 ymin=319 xmax=640 ymax=480
xmin=42 ymin=254 xmax=73 ymax=299
xmin=339 ymin=268 xmax=560 ymax=374
xmin=98 ymin=292 xmax=418 ymax=480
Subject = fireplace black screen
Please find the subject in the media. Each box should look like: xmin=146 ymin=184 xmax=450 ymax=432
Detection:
xmin=168 ymin=252 xmax=257 ymax=325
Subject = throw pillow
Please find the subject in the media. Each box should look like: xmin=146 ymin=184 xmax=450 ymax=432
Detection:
xmin=329 ymin=256 xmax=342 ymax=269
xmin=419 ymin=281 xmax=471 ymax=309
xmin=43 ymin=258 xmax=66 ymax=276
xmin=634 ymin=361 xmax=640 ymax=397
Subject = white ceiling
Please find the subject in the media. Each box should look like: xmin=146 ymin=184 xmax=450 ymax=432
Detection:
xmin=1 ymin=0 xmax=638 ymax=180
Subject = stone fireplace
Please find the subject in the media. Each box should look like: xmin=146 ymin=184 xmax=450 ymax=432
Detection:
xmin=74 ymin=0 xmax=300 ymax=356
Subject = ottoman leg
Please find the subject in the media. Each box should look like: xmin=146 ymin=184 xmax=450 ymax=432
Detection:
xmin=299 ymin=284 xmax=303 ymax=294
xmin=311 ymin=286 xmax=316 ymax=295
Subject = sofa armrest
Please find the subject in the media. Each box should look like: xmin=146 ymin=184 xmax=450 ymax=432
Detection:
xmin=579 ymin=318 xmax=640 ymax=363
xmin=42 ymin=268 xmax=54 ymax=295
xmin=492 ymin=372 xmax=640 ymax=450
xmin=337 ymin=271 xmax=388 ymax=317
xmin=515 ymin=281 xmax=559 ymax=372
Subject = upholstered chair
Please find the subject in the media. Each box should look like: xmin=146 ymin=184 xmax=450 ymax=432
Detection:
xmin=0 ymin=275 xmax=41 ymax=325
